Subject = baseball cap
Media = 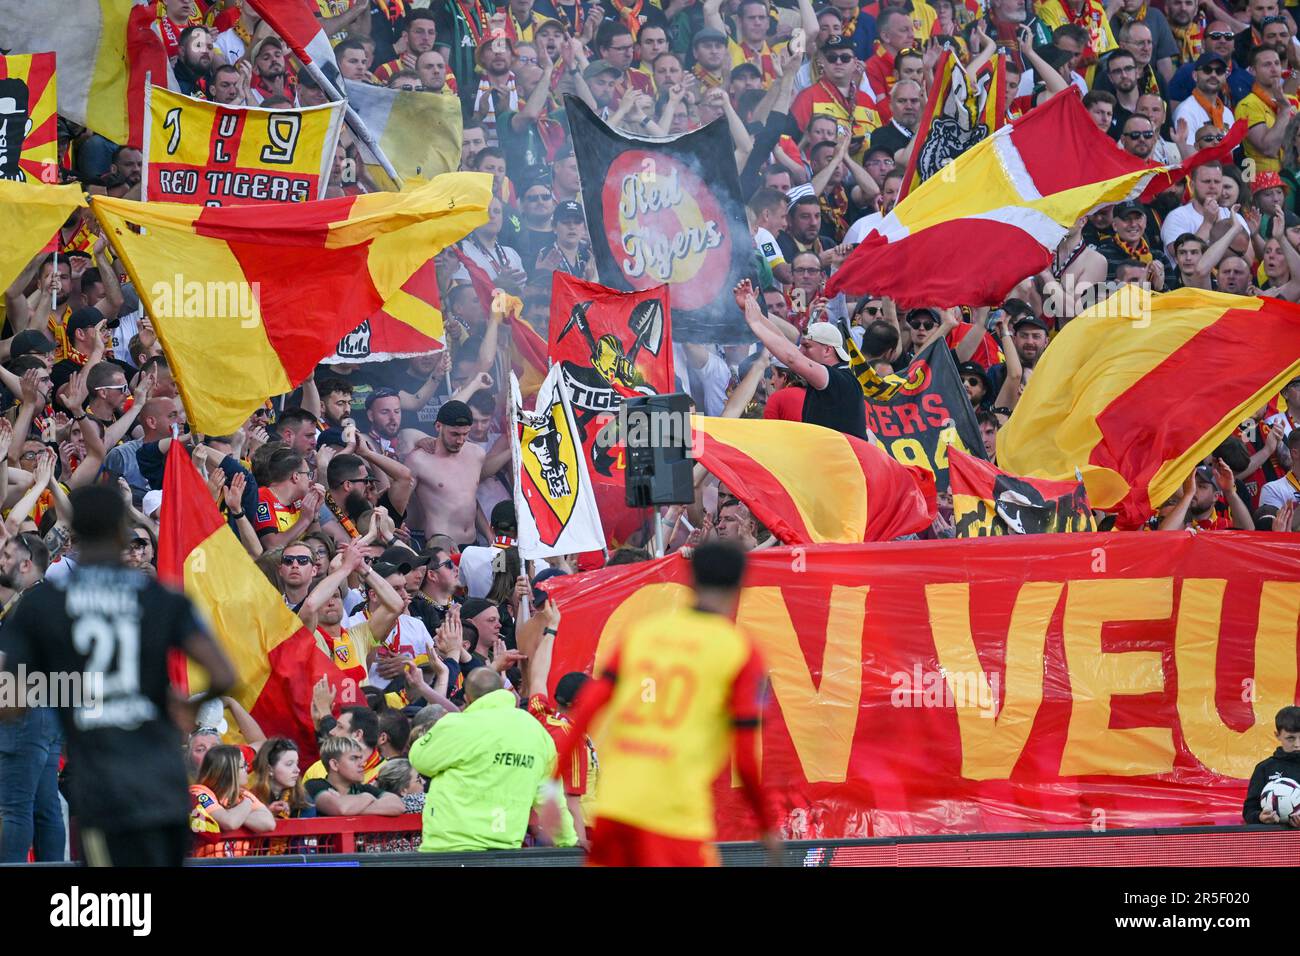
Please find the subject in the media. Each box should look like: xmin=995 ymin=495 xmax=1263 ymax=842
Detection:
xmin=1112 ymin=200 xmax=1146 ymax=218
xmin=1194 ymin=51 xmax=1229 ymax=70
xmin=554 ymin=199 xmax=585 ymax=223
xmin=1012 ymin=315 xmax=1050 ymax=333
xmin=1193 ymin=464 xmax=1216 ymax=484
xmin=66 ymin=306 xmax=106 ymax=338
xmin=956 ymin=361 xmax=991 ymax=393
xmin=142 ymin=489 xmax=164 ymax=517
xmin=693 ymin=26 xmax=728 ymax=46
xmin=821 ymin=34 xmax=855 ymax=54
xmin=804 ymin=322 xmax=850 ymax=362
xmin=317 ymin=426 xmax=347 ymax=450
xmin=583 ymin=58 xmax=623 ymax=80
xmin=490 ymin=500 xmax=517 ymax=533
xmin=10 ymin=330 xmax=56 ymax=358
xmin=371 ymin=545 xmax=430 ymax=576
xmin=436 ymin=399 xmax=472 ymax=426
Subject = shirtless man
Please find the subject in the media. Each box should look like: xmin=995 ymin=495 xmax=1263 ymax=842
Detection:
xmin=402 ymin=400 xmax=511 ymax=547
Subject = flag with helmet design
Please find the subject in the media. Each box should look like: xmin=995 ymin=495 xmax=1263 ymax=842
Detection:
xmin=510 ymin=367 xmax=607 ymax=560
xmin=949 ymin=447 xmax=1096 ymax=536
xmin=547 ymin=273 xmax=674 ymax=547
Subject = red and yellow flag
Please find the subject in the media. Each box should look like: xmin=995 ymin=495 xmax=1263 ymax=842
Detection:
xmin=692 ymin=416 xmax=936 ymax=544
xmin=949 ymin=447 xmax=1095 ymax=537
xmin=997 ymin=287 xmax=1300 ymax=528
xmin=827 ymin=89 xmax=1176 ymax=309
xmin=0 ymin=52 xmax=58 ymax=184
xmin=158 ymin=443 xmax=330 ymax=762
xmin=0 ymin=178 xmax=86 ymax=290
xmin=91 ymin=173 xmax=492 ymax=434
xmin=451 ymin=246 xmax=548 ymax=396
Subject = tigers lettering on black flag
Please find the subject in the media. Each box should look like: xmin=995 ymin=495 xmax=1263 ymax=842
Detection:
xmin=566 ymin=95 xmax=756 ymax=345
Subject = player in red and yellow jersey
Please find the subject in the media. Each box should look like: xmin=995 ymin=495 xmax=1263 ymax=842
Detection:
xmin=554 ymin=542 xmax=779 ymax=867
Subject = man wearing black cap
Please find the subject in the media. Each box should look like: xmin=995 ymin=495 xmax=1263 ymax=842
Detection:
xmin=535 ymin=200 xmax=596 ymax=281
xmin=48 ymin=308 xmax=110 ymax=397
xmin=691 ymin=27 xmax=731 ymax=89
xmin=5 ymin=331 xmax=56 ymax=369
xmin=792 ymin=36 xmax=879 ymax=149
xmin=1158 ymin=461 xmax=1254 ymax=530
xmin=1096 ymin=200 xmax=1172 ymax=281
xmin=459 ymin=500 xmax=517 ymax=599
xmin=1171 ymin=52 xmax=1236 ymax=147
xmin=406 ymin=400 xmax=513 ymax=548
xmin=344 ymin=546 xmax=436 ymax=692
xmin=986 ymin=313 xmax=1050 ymax=399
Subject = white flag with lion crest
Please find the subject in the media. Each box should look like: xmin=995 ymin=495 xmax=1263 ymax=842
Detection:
xmin=510 ymin=368 xmax=606 ymax=559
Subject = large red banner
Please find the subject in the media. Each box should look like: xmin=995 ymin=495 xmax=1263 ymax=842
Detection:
xmin=543 ymin=533 xmax=1300 ymax=839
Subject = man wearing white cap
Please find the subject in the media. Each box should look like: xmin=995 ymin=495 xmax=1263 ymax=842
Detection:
xmin=733 ymin=280 xmax=868 ymax=440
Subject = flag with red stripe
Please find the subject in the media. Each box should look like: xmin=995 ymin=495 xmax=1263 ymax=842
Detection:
xmin=159 ymin=443 xmax=330 ymax=761
xmin=692 ymin=416 xmax=935 ymax=544
xmin=998 ymin=287 xmax=1300 ymax=528
xmin=949 ymin=447 xmax=1095 ymax=536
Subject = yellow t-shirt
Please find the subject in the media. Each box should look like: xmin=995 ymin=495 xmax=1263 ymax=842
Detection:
xmin=1235 ymin=91 xmax=1300 ymax=174
xmin=1034 ymin=0 xmax=1117 ymax=56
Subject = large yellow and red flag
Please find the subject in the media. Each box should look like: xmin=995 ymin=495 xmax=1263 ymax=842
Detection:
xmin=827 ymin=89 xmax=1194 ymax=309
xmin=692 ymin=416 xmax=936 ymax=544
xmin=997 ymin=287 xmax=1300 ymax=528
xmin=0 ymin=52 xmax=58 ymax=184
xmin=158 ymin=443 xmax=330 ymax=761
xmin=0 ymin=178 xmax=86 ymax=290
xmin=0 ymin=1 xmax=169 ymax=147
xmin=90 ymin=173 xmax=492 ymax=434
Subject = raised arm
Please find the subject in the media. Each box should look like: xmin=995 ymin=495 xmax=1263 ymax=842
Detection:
xmin=735 ymin=281 xmax=830 ymax=389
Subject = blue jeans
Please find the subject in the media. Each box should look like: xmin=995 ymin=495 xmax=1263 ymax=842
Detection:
xmin=0 ymin=708 xmax=65 ymax=862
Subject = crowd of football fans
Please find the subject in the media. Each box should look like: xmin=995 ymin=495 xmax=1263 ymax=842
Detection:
xmin=3 ymin=0 xmax=1300 ymax=860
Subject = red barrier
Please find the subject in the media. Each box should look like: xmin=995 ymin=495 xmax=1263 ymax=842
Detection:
xmin=191 ymin=814 xmax=423 ymax=857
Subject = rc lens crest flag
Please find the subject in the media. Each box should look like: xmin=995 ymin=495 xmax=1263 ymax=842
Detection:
xmin=511 ymin=368 xmax=606 ymax=559
xmin=0 ymin=52 xmax=58 ymax=184
xmin=949 ymin=447 xmax=1095 ymax=537
xmin=898 ymin=51 xmax=1006 ymax=200
xmin=143 ymin=85 xmax=345 ymax=206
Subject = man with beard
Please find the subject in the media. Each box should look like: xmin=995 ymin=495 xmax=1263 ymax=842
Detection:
xmin=1169 ymin=19 xmax=1254 ymax=101
xmin=174 ymin=26 xmax=215 ymax=97
xmin=405 ymin=401 xmax=511 ymax=548
xmin=249 ymin=37 xmax=296 ymax=104
xmin=416 ymin=49 xmax=455 ymax=95
xmin=551 ymin=146 xmax=581 ymax=203
xmin=1098 ymin=49 xmax=1141 ymax=136
xmin=472 ymin=37 xmax=517 ymax=146
xmin=1158 ymin=461 xmax=1254 ymax=530
xmin=1237 ymin=45 xmax=1298 ymax=175
xmin=1161 ymin=0 xmax=1204 ymax=71
xmin=321 ymin=453 xmax=373 ymax=545
xmin=375 ymin=9 xmax=439 ymax=84
xmin=1234 ymin=0 xmax=1284 ymax=65
xmin=1117 ymin=113 xmax=1159 ymax=162
xmin=103 ymin=146 xmax=142 ymax=198
xmin=987 ymin=315 xmax=1048 ymax=397
xmin=1172 ymin=52 xmax=1236 ymax=145
xmin=1160 ymin=162 xmax=1246 ymax=253
xmin=777 ymin=196 xmax=829 ymax=267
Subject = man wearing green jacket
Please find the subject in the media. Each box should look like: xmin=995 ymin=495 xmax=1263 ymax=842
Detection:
xmin=410 ymin=668 xmax=565 ymax=852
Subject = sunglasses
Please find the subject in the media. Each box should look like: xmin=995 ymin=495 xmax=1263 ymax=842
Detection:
xmin=344 ymin=475 xmax=376 ymax=485
xmin=524 ymin=193 xmax=552 ymax=202
xmin=907 ymin=319 xmax=937 ymax=331
xmin=824 ymin=52 xmax=855 ymax=63
xmin=432 ymin=559 xmax=455 ymax=571
xmin=98 ymin=383 xmax=130 ymax=392
xmin=862 ymin=305 xmax=881 ymax=316
xmin=281 ymin=555 xmax=312 ymax=566
xmin=1261 ymin=15 xmax=1287 ymax=25
xmin=128 ymin=539 xmax=151 ymax=550
xmin=1124 ymin=130 xmax=1155 ymax=139
xmin=1206 ymin=30 xmax=1235 ymax=39
xmin=1198 ymin=133 xmax=1226 ymax=144
xmin=963 ymin=376 xmax=984 ymax=388
xmin=1200 ymin=64 xmax=1227 ymax=75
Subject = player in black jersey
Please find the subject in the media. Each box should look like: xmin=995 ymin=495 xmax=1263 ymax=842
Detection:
xmin=0 ymin=485 xmax=236 ymax=866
